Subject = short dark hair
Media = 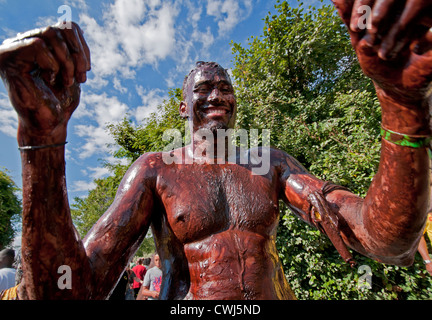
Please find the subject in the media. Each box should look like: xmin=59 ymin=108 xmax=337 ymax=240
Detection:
xmin=182 ymin=61 xmax=232 ymax=100
xmin=0 ymin=248 xmax=15 ymax=267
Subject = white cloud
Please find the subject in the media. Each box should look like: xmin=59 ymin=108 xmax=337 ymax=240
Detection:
xmin=72 ymin=93 xmax=93 ymax=119
xmin=74 ymin=91 xmax=130 ymax=159
xmin=0 ymin=26 xmax=19 ymax=41
xmin=79 ymin=14 xmax=126 ymax=80
xmin=183 ymin=2 xmax=215 ymax=52
xmin=192 ymin=25 xmax=215 ymax=49
xmin=206 ymin=0 xmax=253 ymax=36
xmin=12 ymin=229 xmax=21 ymax=251
xmin=88 ymin=166 xmax=111 ymax=180
xmin=83 ymin=92 xmax=128 ymax=124
xmin=34 ymin=15 xmax=58 ymax=28
xmin=71 ymin=154 xmax=130 ymax=194
xmin=65 ymin=0 xmax=89 ymax=12
xmin=71 ymin=179 xmax=96 ymax=192
xmin=135 ymin=85 xmax=166 ymax=122
xmin=113 ymin=77 xmax=128 ymax=94
xmin=0 ymin=92 xmax=18 ymax=137
xmin=74 ymin=124 xmax=114 ymax=159
xmin=75 ymin=0 xmax=254 ymax=93
xmin=78 ymin=0 xmax=179 ymax=88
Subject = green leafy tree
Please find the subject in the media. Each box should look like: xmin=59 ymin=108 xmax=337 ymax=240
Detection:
xmin=107 ymin=88 xmax=186 ymax=162
xmin=71 ymin=164 xmax=125 ymax=237
xmin=232 ymin=0 xmax=432 ymax=299
xmin=0 ymin=168 xmax=21 ymax=249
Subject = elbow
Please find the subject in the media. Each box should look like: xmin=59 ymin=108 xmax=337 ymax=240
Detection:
xmin=364 ymin=242 xmax=418 ymax=267
xmin=358 ymin=213 xmax=425 ymax=267
xmin=375 ymin=252 xmax=416 ymax=267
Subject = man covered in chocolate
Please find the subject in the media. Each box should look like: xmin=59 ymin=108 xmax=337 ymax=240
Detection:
xmin=0 ymin=0 xmax=431 ymax=299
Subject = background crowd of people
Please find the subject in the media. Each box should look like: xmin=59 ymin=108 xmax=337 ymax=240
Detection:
xmin=0 ymin=250 xmax=162 ymax=300
xmin=109 ymin=253 xmax=162 ymax=300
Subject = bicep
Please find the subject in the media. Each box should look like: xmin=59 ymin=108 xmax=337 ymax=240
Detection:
xmin=84 ymin=172 xmax=154 ymax=259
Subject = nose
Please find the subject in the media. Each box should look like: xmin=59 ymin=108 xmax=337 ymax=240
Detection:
xmin=208 ymin=88 xmax=222 ymax=103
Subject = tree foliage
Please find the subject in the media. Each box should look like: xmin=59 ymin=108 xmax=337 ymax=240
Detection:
xmin=0 ymin=168 xmax=21 ymax=250
xmin=231 ymin=0 xmax=432 ymax=299
xmin=107 ymin=88 xmax=186 ymax=162
xmin=71 ymin=164 xmax=125 ymax=237
xmin=231 ymin=0 xmax=378 ymax=193
xmin=71 ymin=0 xmax=432 ymax=299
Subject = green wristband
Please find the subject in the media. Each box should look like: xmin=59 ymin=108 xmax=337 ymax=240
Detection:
xmin=380 ymin=127 xmax=431 ymax=149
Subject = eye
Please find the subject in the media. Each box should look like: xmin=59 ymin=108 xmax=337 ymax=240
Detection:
xmin=194 ymin=84 xmax=211 ymax=94
xmin=220 ymin=86 xmax=232 ymax=94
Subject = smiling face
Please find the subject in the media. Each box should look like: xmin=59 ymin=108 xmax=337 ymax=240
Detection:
xmin=180 ymin=62 xmax=237 ymax=134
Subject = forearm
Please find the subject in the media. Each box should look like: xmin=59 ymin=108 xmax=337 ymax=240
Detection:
xmin=360 ymin=91 xmax=430 ymax=264
xmin=418 ymin=236 xmax=431 ymax=261
xmin=19 ymin=129 xmax=92 ymax=299
xmin=139 ymin=286 xmax=158 ymax=299
xmin=376 ymin=87 xmax=431 ymax=136
xmin=327 ymin=0 xmax=432 ymax=266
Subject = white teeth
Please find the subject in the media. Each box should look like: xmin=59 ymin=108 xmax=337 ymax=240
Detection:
xmin=205 ymin=108 xmax=228 ymax=114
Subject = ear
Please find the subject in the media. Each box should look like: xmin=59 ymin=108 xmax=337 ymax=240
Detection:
xmin=179 ymin=101 xmax=188 ymax=119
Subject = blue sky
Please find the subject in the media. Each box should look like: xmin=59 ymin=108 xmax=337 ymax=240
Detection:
xmin=0 ymin=0 xmax=332 ymax=204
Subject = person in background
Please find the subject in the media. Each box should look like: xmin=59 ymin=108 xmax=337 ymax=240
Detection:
xmin=132 ymin=258 xmax=146 ymax=298
xmin=418 ymin=210 xmax=432 ymax=276
xmin=0 ymin=249 xmax=16 ymax=292
xmin=138 ymin=254 xmax=162 ymax=300
xmin=143 ymin=257 xmax=151 ymax=269
xmin=417 ymin=172 xmax=432 ymax=276
xmin=109 ymin=265 xmax=140 ymax=300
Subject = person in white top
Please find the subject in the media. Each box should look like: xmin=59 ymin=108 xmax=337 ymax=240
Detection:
xmin=0 ymin=249 xmax=16 ymax=291
xmin=139 ymin=254 xmax=162 ymax=300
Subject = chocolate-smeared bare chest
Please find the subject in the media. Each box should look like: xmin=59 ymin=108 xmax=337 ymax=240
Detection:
xmin=157 ymin=163 xmax=280 ymax=244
